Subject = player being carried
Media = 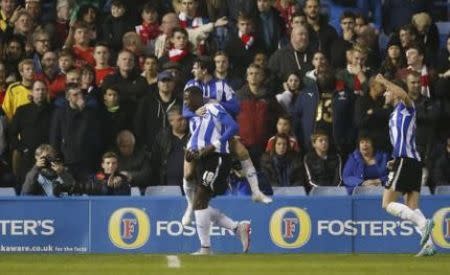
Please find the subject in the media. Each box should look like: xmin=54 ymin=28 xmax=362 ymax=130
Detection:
xmin=182 ymin=57 xmax=272 ymax=226
xmin=376 ymin=74 xmax=436 ymax=257
xmin=184 ymin=86 xmax=250 ymax=255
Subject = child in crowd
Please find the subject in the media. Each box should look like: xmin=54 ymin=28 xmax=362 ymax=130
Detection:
xmin=266 ymin=114 xmax=300 ymax=153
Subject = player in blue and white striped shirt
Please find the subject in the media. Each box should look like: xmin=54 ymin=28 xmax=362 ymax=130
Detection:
xmin=376 ymin=74 xmax=435 ymax=257
xmin=181 ymin=58 xmax=271 ymax=228
xmin=184 ymin=86 xmax=250 ymax=255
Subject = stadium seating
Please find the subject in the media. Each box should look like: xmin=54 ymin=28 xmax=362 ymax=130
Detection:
xmin=144 ymin=186 xmax=182 ymax=196
xmin=272 ymin=186 xmax=307 ymax=196
xmin=309 ymin=186 xmax=347 ymax=196
xmin=0 ymin=187 xmax=16 ymax=196
xmin=434 ymin=186 xmax=450 ymax=195
xmin=352 ymin=186 xmax=384 ymax=196
xmin=421 ymin=186 xmax=432 ymax=195
xmin=130 ymin=187 xmax=141 ymax=196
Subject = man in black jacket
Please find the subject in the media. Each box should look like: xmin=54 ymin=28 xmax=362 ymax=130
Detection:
xmin=115 ymin=130 xmax=151 ymax=193
xmin=406 ymin=71 xmax=440 ymax=185
xmin=50 ymin=84 xmax=103 ymax=183
xmin=133 ymin=70 xmax=182 ymax=151
xmin=433 ymin=137 xmax=450 ymax=186
xmin=268 ymin=25 xmax=313 ymax=88
xmin=9 ymin=80 xmax=52 ymax=186
xmin=303 ymin=0 xmax=338 ymax=60
xmin=254 ymin=0 xmax=286 ymax=56
xmin=101 ymin=50 xmax=149 ymax=113
xmin=354 ymin=77 xmax=392 ymax=153
xmin=151 ymin=105 xmax=189 ymax=189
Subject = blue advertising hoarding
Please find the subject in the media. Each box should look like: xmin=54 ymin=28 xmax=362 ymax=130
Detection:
xmin=0 ymin=198 xmax=89 ymax=253
xmin=0 ymin=196 xmax=449 ymax=254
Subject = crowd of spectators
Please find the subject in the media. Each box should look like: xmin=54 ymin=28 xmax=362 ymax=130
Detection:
xmin=0 ymin=0 xmax=449 ymax=196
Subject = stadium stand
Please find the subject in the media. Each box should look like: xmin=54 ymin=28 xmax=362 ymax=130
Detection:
xmin=0 ymin=187 xmax=16 ymax=196
xmin=310 ymin=186 xmax=348 ymax=196
xmin=434 ymin=186 xmax=450 ymax=195
xmin=144 ymin=186 xmax=182 ymax=196
xmin=130 ymin=187 xmax=141 ymax=197
xmin=352 ymin=186 xmax=384 ymax=196
xmin=272 ymin=186 xmax=307 ymax=196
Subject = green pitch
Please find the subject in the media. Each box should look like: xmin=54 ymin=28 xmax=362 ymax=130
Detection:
xmin=1 ymin=254 xmax=449 ymax=275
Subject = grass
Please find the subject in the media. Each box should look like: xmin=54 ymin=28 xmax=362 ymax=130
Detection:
xmin=0 ymin=254 xmax=449 ymax=275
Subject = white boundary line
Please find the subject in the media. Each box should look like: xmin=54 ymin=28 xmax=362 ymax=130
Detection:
xmin=166 ymin=255 xmax=181 ymax=268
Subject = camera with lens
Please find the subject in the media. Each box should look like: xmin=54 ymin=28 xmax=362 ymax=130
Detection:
xmin=42 ymin=155 xmax=62 ymax=167
xmin=39 ymin=155 xmax=62 ymax=181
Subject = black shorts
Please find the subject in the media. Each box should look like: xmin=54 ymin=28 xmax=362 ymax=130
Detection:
xmin=196 ymin=153 xmax=232 ymax=196
xmin=385 ymin=157 xmax=422 ymax=193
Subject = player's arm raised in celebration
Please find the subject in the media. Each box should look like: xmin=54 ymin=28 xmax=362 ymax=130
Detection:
xmin=375 ymin=74 xmax=413 ymax=107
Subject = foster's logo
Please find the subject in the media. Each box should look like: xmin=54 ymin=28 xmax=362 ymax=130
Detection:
xmin=432 ymin=207 xmax=450 ymax=249
xmin=270 ymin=207 xmax=311 ymax=249
xmin=108 ymin=208 xmax=150 ymax=249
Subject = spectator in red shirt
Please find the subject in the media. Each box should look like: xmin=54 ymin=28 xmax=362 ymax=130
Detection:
xmin=35 ymin=51 xmax=65 ymax=99
xmin=64 ymin=22 xmax=95 ymax=67
xmin=93 ymin=42 xmax=115 ymax=86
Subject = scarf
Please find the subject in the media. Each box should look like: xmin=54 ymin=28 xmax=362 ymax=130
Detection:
xmin=137 ymin=22 xmax=161 ymax=44
xmin=346 ymin=65 xmax=363 ymax=95
xmin=179 ymin=12 xmax=204 ymax=29
xmin=168 ymin=48 xmax=189 ymax=62
xmin=420 ymin=66 xmax=431 ymax=98
xmin=239 ymin=31 xmax=254 ymax=50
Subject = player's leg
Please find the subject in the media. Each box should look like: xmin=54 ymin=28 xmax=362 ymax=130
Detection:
xmin=383 ymin=188 xmax=429 ymax=230
xmin=404 ymin=192 xmax=436 ymax=256
xmin=205 ymin=154 xmax=251 ymax=253
xmin=208 ymin=206 xmax=251 ymax=253
xmin=192 ymin=185 xmax=214 ymax=255
xmin=383 ymin=188 xmax=427 ymax=227
xmin=182 ymin=159 xmax=196 ymax=226
xmin=230 ymin=137 xmax=272 ymax=204
xmin=383 ymin=158 xmax=434 ymax=249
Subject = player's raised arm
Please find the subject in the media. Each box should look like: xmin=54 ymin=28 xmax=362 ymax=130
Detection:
xmin=375 ymin=74 xmax=413 ymax=107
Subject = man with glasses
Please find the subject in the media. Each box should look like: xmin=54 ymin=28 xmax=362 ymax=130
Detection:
xmin=31 ymin=29 xmax=51 ymax=73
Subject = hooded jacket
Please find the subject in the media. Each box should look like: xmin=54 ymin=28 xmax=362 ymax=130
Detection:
xmin=343 ymin=149 xmax=389 ymax=194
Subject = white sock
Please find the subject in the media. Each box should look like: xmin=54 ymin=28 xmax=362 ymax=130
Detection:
xmin=240 ymin=159 xmax=260 ymax=194
xmin=195 ymin=208 xmax=211 ymax=248
xmin=209 ymin=206 xmax=238 ymax=230
xmin=183 ymin=178 xmax=196 ymax=209
xmin=386 ymin=202 xmax=427 ymax=229
xmin=414 ymin=209 xmax=434 ymax=246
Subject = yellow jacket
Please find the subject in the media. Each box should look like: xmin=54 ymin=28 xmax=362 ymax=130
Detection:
xmin=2 ymin=82 xmax=31 ymax=120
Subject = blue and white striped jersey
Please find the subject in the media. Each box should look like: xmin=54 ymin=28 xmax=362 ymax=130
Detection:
xmin=389 ymin=102 xmax=421 ymax=161
xmin=183 ymin=78 xmax=239 ymax=118
xmin=187 ymin=103 xmax=238 ymax=154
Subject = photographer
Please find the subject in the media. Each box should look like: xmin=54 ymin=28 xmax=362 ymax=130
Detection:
xmin=21 ymin=144 xmax=75 ymax=196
